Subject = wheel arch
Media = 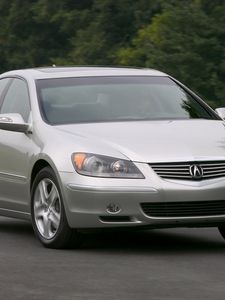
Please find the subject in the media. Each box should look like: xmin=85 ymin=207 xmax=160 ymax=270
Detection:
xmin=30 ymin=159 xmax=52 ymax=191
xmin=29 ymin=156 xmax=71 ymax=225
xmin=30 ymin=144 xmax=67 ymax=190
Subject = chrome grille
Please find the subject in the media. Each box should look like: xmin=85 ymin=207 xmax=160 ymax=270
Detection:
xmin=141 ymin=200 xmax=225 ymax=217
xmin=150 ymin=161 xmax=225 ymax=180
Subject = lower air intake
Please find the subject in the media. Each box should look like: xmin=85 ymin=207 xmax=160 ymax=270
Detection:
xmin=141 ymin=200 xmax=225 ymax=217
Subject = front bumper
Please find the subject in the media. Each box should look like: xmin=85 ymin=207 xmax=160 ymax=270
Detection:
xmin=59 ymin=163 xmax=225 ymax=229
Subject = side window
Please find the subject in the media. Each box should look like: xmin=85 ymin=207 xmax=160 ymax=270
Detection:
xmin=0 ymin=78 xmax=11 ymax=107
xmin=0 ymin=78 xmax=30 ymax=122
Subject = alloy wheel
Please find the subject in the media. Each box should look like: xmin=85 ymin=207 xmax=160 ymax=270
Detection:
xmin=33 ymin=178 xmax=61 ymax=239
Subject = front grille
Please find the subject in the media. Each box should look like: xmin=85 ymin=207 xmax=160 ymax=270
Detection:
xmin=150 ymin=161 xmax=225 ymax=180
xmin=141 ymin=200 xmax=225 ymax=217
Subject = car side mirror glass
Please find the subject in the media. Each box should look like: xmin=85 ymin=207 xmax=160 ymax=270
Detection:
xmin=215 ymin=108 xmax=225 ymax=119
xmin=0 ymin=113 xmax=32 ymax=133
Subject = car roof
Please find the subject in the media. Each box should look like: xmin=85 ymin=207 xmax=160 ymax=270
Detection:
xmin=0 ymin=66 xmax=168 ymax=80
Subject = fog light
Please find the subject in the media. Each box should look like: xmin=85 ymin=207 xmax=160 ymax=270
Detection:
xmin=106 ymin=203 xmax=121 ymax=214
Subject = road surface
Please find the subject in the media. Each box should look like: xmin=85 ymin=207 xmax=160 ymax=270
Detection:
xmin=0 ymin=216 xmax=225 ymax=299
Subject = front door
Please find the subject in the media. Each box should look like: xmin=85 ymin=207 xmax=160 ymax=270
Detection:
xmin=0 ymin=78 xmax=34 ymax=214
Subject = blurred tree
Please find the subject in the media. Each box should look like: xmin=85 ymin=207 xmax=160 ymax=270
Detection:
xmin=117 ymin=1 xmax=225 ymax=106
xmin=0 ymin=0 xmax=94 ymax=68
xmin=0 ymin=0 xmax=224 ymax=106
xmin=0 ymin=0 xmax=38 ymax=69
xmin=58 ymin=0 xmax=162 ymax=65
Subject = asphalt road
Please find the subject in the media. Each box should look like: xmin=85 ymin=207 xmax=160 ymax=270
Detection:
xmin=0 ymin=217 xmax=225 ymax=300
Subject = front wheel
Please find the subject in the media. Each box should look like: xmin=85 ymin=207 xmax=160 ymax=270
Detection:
xmin=31 ymin=167 xmax=79 ymax=248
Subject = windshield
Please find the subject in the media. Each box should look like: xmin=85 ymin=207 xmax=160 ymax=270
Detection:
xmin=36 ymin=76 xmax=216 ymax=125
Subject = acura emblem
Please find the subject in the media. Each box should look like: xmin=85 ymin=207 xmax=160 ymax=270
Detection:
xmin=189 ymin=164 xmax=203 ymax=179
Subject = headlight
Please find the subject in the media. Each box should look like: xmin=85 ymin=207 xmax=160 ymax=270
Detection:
xmin=72 ymin=153 xmax=145 ymax=178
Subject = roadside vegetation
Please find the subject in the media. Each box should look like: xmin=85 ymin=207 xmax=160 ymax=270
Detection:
xmin=0 ymin=0 xmax=224 ymax=107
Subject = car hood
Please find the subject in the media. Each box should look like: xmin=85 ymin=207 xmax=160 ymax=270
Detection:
xmin=56 ymin=120 xmax=225 ymax=163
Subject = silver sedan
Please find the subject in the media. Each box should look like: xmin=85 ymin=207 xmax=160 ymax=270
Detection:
xmin=1 ymin=67 xmax=225 ymax=248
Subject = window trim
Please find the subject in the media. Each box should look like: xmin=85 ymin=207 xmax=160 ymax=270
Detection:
xmin=170 ymin=76 xmax=220 ymax=120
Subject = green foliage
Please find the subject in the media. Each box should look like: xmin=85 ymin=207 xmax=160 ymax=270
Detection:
xmin=0 ymin=0 xmax=224 ymax=106
xmin=117 ymin=1 xmax=225 ymax=106
xmin=56 ymin=0 xmax=162 ymax=65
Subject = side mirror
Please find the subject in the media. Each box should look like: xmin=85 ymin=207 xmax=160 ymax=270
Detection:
xmin=215 ymin=108 xmax=225 ymax=119
xmin=0 ymin=113 xmax=32 ymax=133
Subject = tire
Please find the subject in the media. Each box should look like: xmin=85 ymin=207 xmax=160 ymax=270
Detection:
xmin=218 ymin=226 xmax=225 ymax=240
xmin=31 ymin=166 xmax=79 ymax=249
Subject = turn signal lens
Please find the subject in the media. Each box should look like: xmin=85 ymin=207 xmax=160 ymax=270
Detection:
xmin=73 ymin=153 xmax=87 ymax=170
